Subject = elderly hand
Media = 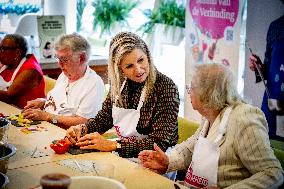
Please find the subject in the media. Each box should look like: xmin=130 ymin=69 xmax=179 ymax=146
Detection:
xmin=22 ymin=108 xmax=50 ymax=121
xmin=248 ymin=54 xmax=262 ymax=71
xmin=138 ymin=143 xmax=169 ymax=174
xmin=24 ymin=98 xmax=46 ymax=110
xmin=65 ymin=124 xmax=83 ymax=145
xmin=76 ymin=132 xmax=117 ymax=152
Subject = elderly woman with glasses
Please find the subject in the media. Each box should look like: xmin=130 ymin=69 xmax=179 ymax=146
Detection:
xmin=23 ymin=33 xmax=105 ymax=129
xmin=0 ymin=34 xmax=45 ymax=108
xmin=139 ymin=63 xmax=283 ymax=188
xmin=65 ymin=32 xmax=180 ymax=158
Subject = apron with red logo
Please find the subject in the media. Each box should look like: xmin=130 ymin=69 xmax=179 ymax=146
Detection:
xmin=184 ymin=107 xmax=232 ymax=188
xmin=112 ymin=80 xmax=148 ymax=143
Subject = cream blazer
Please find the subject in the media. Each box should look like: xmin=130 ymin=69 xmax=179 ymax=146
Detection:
xmin=167 ymin=103 xmax=283 ymax=188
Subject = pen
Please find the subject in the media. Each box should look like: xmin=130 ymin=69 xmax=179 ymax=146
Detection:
xmin=245 ymin=41 xmax=253 ymax=54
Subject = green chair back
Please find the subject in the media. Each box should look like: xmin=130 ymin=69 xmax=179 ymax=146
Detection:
xmin=177 ymin=117 xmax=199 ymax=144
xmin=270 ymin=139 xmax=284 ymax=151
xmin=273 ymin=148 xmax=284 ymax=169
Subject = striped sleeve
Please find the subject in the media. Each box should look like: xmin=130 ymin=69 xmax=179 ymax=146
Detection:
xmin=86 ymin=94 xmax=114 ymax=134
xmin=226 ymin=106 xmax=283 ymax=188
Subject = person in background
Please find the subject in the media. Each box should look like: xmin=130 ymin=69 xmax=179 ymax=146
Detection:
xmin=139 ymin=63 xmax=283 ymax=188
xmin=0 ymin=34 xmax=45 ymax=108
xmin=23 ymin=33 xmax=105 ymax=129
xmin=248 ymin=0 xmax=284 ymax=141
xmin=65 ymin=32 xmax=180 ymax=158
xmin=42 ymin=41 xmax=53 ymax=58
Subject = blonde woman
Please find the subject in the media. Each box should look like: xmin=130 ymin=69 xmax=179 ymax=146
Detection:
xmin=65 ymin=32 xmax=180 ymax=158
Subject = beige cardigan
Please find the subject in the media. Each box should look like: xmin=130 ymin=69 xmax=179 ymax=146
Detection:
xmin=167 ymin=103 xmax=283 ymax=188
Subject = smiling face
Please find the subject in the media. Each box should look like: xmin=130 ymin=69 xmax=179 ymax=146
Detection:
xmin=119 ymin=48 xmax=150 ymax=83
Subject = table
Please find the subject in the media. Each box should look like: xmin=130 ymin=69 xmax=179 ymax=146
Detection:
xmin=40 ymin=55 xmax=109 ymax=84
xmin=0 ymin=102 xmax=186 ymax=189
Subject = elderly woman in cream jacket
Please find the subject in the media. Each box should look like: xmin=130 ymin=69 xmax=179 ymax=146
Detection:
xmin=139 ymin=63 xmax=283 ymax=189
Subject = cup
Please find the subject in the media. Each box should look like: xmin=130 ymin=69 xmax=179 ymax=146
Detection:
xmin=92 ymin=162 xmax=114 ymax=178
xmin=40 ymin=173 xmax=71 ymax=189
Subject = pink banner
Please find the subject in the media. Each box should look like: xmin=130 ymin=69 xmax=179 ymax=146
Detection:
xmin=189 ymin=0 xmax=239 ymax=39
xmin=185 ymin=0 xmax=246 ymax=120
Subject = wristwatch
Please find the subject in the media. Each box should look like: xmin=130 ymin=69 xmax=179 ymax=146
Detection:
xmin=51 ymin=115 xmax=58 ymax=124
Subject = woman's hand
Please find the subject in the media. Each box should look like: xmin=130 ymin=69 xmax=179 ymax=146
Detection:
xmin=248 ymin=54 xmax=262 ymax=71
xmin=138 ymin=143 xmax=169 ymax=174
xmin=22 ymin=108 xmax=50 ymax=121
xmin=76 ymin=132 xmax=117 ymax=152
xmin=65 ymin=124 xmax=83 ymax=145
xmin=197 ymin=187 xmax=219 ymax=189
xmin=24 ymin=98 xmax=46 ymax=110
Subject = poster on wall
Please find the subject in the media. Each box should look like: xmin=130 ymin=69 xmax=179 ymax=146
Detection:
xmin=37 ymin=15 xmax=66 ymax=59
xmin=185 ymin=0 xmax=246 ymax=120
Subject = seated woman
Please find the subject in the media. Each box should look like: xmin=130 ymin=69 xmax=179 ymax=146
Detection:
xmin=0 ymin=34 xmax=45 ymax=108
xmin=65 ymin=32 xmax=180 ymax=158
xmin=139 ymin=63 xmax=283 ymax=188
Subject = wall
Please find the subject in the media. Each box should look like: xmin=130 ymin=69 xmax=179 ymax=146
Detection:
xmin=244 ymin=0 xmax=284 ymax=107
xmin=43 ymin=0 xmax=76 ymax=34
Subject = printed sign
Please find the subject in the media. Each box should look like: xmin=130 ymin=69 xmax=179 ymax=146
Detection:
xmin=37 ymin=15 xmax=66 ymax=59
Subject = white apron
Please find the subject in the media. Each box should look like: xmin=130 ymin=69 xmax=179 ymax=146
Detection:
xmin=184 ymin=107 xmax=233 ymax=188
xmin=0 ymin=58 xmax=26 ymax=91
xmin=44 ymin=80 xmax=77 ymax=116
xmin=112 ymin=80 xmax=148 ymax=143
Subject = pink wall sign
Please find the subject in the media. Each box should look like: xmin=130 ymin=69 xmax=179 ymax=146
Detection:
xmin=189 ymin=0 xmax=239 ymax=39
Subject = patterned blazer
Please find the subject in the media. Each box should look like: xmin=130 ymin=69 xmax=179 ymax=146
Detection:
xmin=167 ymin=103 xmax=283 ymax=188
xmin=86 ymin=71 xmax=180 ymax=158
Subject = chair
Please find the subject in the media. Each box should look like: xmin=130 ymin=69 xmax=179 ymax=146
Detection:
xmin=270 ymin=139 xmax=284 ymax=151
xmin=273 ymin=148 xmax=284 ymax=169
xmin=177 ymin=117 xmax=199 ymax=144
xmin=44 ymin=75 xmax=56 ymax=95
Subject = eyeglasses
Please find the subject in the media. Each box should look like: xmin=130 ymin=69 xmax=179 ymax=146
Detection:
xmin=54 ymin=55 xmax=71 ymax=64
xmin=185 ymin=83 xmax=194 ymax=94
xmin=0 ymin=46 xmax=18 ymax=52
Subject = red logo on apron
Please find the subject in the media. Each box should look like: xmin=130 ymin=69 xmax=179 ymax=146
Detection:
xmin=184 ymin=164 xmax=208 ymax=188
xmin=114 ymin=125 xmax=138 ymax=143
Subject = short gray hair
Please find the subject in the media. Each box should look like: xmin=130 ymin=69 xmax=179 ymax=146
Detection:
xmin=54 ymin=33 xmax=91 ymax=62
xmin=108 ymin=31 xmax=156 ymax=103
xmin=193 ymin=63 xmax=243 ymax=111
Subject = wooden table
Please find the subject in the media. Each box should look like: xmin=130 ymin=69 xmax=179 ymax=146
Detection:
xmin=0 ymin=101 xmax=186 ymax=189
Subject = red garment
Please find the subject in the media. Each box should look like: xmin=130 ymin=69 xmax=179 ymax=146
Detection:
xmin=1 ymin=54 xmax=45 ymax=108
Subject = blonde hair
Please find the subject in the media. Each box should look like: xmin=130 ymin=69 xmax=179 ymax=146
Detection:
xmin=108 ymin=32 xmax=156 ymax=104
xmin=193 ymin=63 xmax=243 ymax=111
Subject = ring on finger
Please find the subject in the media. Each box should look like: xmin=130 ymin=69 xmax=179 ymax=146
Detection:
xmin=88 ymin=140 xmax=92 ymax=145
